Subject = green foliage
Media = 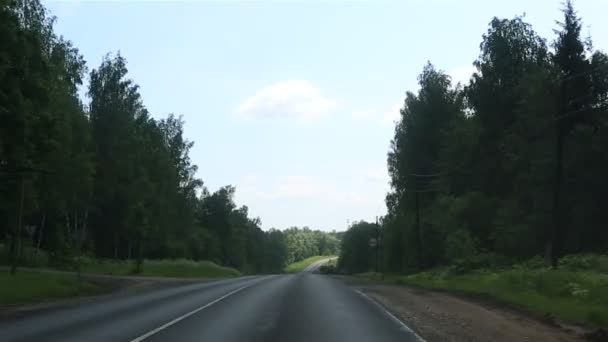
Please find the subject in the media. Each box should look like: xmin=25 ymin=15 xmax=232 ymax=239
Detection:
xmin=558 ymin=254 xmax=608 ymax=273
xmin=0 ymin=1 xmax=345 ymax=275
xmin=399 ymin=255 xmax=608 ymax=327
xmin=0 ymin=271 xmax=103 ymax=305
xmin=79 ymin=259 xmax=241 ymax=278
xmin=284 ymin=255 xmax=335 ymax=273
xmin=283 ymin=227 xmax=340 ymax=264
xmin=445 ymin=230 xmax=477 ymax=261
xmin=377 ymin=2 xmax=608 ymax=274
xmin=338 ymin=221 xmax=379 ymax=274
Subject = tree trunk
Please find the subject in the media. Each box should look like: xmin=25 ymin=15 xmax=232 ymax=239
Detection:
xmin=10 ymin=175 xmax=25 ymax=275
xmin=35 ymin=213 xmax=46 ymax=257
xmin=65 ymin=212 xmax=71 ymax=244
xmin=415 ymin=192 xmax=423 ymax=270
xmin=113 ymin=235 xmax=119 ymax=259
xmin=74 ymin=213 xmax=79 ymax=247
xmin=82 ymin=209 xmax=88 ymax=249
xmin=136 ymin=231 xmax=144 ymax=274
xmin=550 ymin=130 xmax=565 ymax=268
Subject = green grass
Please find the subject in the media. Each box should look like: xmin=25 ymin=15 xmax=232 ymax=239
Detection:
xmin=80 ymin=259 xmax=241 ymax=278
xmin=0 ymin=271 xmax=103 ymax=306
xmin=284 ymin=255 xmax=336 ymax=273
xmin=358 ymin=266 xmax=608 ymax=327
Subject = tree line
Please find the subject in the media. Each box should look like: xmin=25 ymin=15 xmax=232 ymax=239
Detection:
xmin=0 ymin=0 xmax=338 ymax=274
xmin=340 ymin=1 xmax=608 ymax=274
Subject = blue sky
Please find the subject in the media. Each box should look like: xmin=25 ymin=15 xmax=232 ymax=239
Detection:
xmin=44 ymin=0 xmax=608 ymax=231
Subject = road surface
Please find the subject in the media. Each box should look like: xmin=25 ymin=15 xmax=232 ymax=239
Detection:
xmin=0 ymin=274 xmax=421 ymax=342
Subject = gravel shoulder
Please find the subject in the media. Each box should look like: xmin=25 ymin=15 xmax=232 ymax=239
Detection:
xmin=342 ymin=277 xmax=585 ymax=342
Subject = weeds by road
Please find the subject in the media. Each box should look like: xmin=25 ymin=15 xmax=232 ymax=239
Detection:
xmin=0 ymin=271 xmax=103 ymax=306
xmin=79 ymin=258 xmax=241 ymax=279
xmin=357 ymin=254 xmax=608 ymax=328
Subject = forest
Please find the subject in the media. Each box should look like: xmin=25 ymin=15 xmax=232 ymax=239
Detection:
xmin=339 ymin=1 xmax=608 ymax=274
xmin=0 ymin=0 xmax=339 ymax=275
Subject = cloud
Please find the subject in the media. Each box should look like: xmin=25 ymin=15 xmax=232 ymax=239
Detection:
xmin=352 ymin=109 xmax=377 ymax=119
xmin=241 ymin=175 xmax=374 ymax=207
xmin=257 ymin=176 xmax=333 ymax=199
xmin=234 ymin=80 xmax=341 ymax=123
xmin=449 ymin=65 xmax=476 ymax=86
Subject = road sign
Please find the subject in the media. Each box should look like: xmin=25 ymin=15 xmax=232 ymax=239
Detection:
xmin=368 ymin=238 xmax=377 ymax=248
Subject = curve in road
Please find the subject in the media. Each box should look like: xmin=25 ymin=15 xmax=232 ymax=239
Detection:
xmin=301 ymin=257 xmax=337 ymax=273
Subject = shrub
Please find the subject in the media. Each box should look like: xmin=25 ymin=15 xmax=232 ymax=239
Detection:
xmin=445 ymin=229 xmax=477 ymax=261
xmin=451 ymin=252 xmax=512 ymax=273
xmin=558 ymin=254 xmax=608 ymax=273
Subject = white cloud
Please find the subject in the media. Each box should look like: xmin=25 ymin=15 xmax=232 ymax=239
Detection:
xmin=449 ymin=65 xmax=476 ymax=86
xmin=382 ymin=102 xmax=402 ymax=125
xmin=257 ymin=176 xmax=333 ymax=199
xmin=352 ymin=109 xmax=377 ymax=119
xmin=242 ymin=175 xmax=373 ymax=207
xmin=234 ymin=80 xmax=340 ymax=123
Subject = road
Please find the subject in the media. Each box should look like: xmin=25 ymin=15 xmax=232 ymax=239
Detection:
xmin=301 ymin=257 xmax=337 ymax=273
xmin=0 ymin=273 xmax=422 ymax=342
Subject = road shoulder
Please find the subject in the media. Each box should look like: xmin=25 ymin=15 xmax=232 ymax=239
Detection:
xmin=341 ymin=276 xmax=586 ymax=342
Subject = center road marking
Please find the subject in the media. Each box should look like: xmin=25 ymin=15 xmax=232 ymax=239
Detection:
xmin=130 ymin=277 xmax=269 ymax=342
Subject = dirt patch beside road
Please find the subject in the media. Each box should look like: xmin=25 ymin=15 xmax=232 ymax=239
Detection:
xmin=348 ymin=280 xmax=584 ymax=342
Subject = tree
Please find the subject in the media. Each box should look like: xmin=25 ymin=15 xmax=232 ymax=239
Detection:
xmin=387 ymin=63 xmax=463 ymax=270
xmin=548 ymin=0 xmax=595 ymax=266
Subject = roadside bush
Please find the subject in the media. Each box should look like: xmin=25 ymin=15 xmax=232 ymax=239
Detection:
xmin=319 ymin=264 xmax=337 ymax=274
xmin=20 ymin=246 xmax=49 ymax=268
xmin=515 ymin=255 xmax=547 ymax=270
xmin=558 ymin=254 xmax=608 ymax=273
xmin=445 ymin=229 xmax=477 ymax=261
xmin=451 ymin=252 xmax=512 ymax=274
xmin=0 ymin=243 xmax=50 ymax=268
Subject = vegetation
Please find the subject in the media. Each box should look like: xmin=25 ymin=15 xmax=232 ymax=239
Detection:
xmin=284 ymin=255 xmax=335 ymax=273
xmin=340 ymin=1 xmax=608 ymax=275
xmin=79 ymin=259 xmax=241 ymax=278
xmin=358 ymin=254 xmax=608 ymax=327
xmin=0 ymin=271 xmax=103 ymax=305
xmin=338 ymin=2 xmax=608 ymax=327
xmin=0 ymin=0 xmax=340 ymax=278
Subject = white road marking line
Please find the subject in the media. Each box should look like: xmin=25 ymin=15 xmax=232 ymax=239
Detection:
xmin=130 ymin=278 xmax=265 ymax=342
xmin=356 ymin=289 xmax=427 ymax=342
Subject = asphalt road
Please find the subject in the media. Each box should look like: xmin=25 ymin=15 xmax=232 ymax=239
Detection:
xmin=0 ymin=274 xmax=421 ymax=342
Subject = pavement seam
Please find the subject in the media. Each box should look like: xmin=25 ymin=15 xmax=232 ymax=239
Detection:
xmin=355 ymin=289 xmax=427 ymax=342
xmin=129 ymin=276 xmax=271 ymax=342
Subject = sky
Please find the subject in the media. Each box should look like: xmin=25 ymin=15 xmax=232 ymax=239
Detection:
xmin=44 ymin=0 xmax=608 ymax=231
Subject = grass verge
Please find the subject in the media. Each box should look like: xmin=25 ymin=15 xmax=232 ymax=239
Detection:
xmin=284 ymin=255 xmax=336 ymax=273
xmin=80 ymin=259 xmax=241 ymax=278
xmin=358 ymin=267 xmax=608 ymax=327
xmin=0 ymin=271 xmax=103 ymax=306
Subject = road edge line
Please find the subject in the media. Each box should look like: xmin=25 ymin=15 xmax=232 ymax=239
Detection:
xmin=129 ymin=277 xmax=268 ymax=342
xmin=355 ymin=289 xmax=427 ymax=342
